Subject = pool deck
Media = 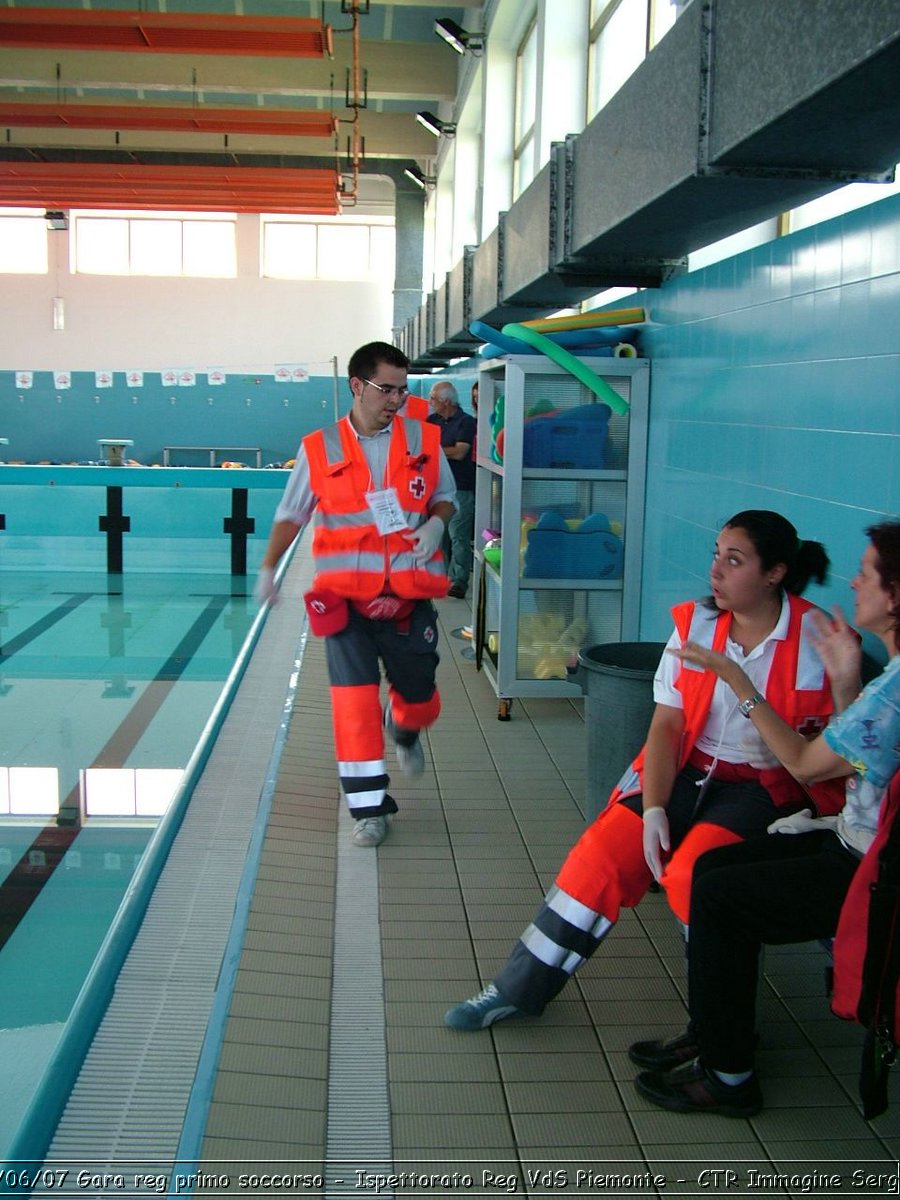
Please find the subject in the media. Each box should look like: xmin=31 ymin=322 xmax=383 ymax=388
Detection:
xmin=197 ymin=572 xmax=899 ymax=1195
xmin=44 ymin=541 xmax=900 ymax=1197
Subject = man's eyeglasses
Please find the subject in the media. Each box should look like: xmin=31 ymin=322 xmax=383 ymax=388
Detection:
xmin=362 ymin=378 xmax=410 ymax=399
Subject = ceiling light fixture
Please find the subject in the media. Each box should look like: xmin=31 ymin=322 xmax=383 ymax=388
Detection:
xmin=433 ymin=17 xmax=484 ymax=55
xmin=44 ymin=210 xmax=68 ymax=231
xmin=404 ymin=165 xmax=436 ymax=190
xmin=415 ymin=111 xmax=457 ymax=138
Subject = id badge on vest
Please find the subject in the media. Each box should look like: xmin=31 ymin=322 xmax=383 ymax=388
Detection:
xmin=366 ymin=487 xmax=408 ymax=535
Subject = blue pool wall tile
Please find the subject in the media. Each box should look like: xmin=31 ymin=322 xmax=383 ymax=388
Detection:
xmin=0 ymin=371 xmax=344 ymax=466
xmin=637 ymin=192 xmax=900 ymax=655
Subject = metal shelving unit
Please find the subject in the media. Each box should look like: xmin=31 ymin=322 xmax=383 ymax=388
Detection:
xmin=472 ymin=353 xmax=650 ymax=718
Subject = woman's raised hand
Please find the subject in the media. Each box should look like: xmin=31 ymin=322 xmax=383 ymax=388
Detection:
xmin=809 ymin=606 xmax=862 ymax=698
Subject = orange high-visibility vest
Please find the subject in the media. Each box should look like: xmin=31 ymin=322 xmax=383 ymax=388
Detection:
xmin=304 ymin=415 xmax=450 ymax=601
xmin=402 ymin=394 xmax=431 ymax=421
xmin=611 ymin=594 xmax=845 ymax=814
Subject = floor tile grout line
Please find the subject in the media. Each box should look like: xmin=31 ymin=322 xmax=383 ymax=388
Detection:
xmin=324 ymin=803 xmax=394 ymax=1200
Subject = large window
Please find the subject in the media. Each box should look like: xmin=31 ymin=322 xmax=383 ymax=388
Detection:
xmin=512 ymin=17 xmax=538 ymax=200
xmin=73 ymin=211 xmax=237 ymax=277
xmin=587 ymin=0 xmax=649 ymax=120
xmin=261 ymin=215 xmax=395 ymax=282
xmin=787 ymin=171 xmax=900 ymax=234
xmin=0 ymin=208 xmax=49 ymax=274
xmin=587 ymin=0 xmax=681 ymax=121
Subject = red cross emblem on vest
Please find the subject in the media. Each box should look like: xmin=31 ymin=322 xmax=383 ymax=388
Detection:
xmin=409 ymin=475 xmax=426 ymax=499
xmin=797 ymin=715 xmax=825 ymax=737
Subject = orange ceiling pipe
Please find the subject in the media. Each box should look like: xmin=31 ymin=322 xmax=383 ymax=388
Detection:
xmin=0 ymin=102 xmax=338 ymax=139
xmin=0 ymin=8 xmax=334 ymax=57
xmin=0 ymin=162 xmax=341 ymax=214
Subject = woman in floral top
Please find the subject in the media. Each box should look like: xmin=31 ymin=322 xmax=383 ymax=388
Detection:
xmin=630 ymin=519 xmax=900 ymax=1118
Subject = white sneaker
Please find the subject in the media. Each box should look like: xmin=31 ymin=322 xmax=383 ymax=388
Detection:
xmin=352 ymin=815 xmax=388 ymax=847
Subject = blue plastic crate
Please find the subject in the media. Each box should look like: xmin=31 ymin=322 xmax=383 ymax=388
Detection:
xmin=522 ymin=403 xmax=611 ymax=469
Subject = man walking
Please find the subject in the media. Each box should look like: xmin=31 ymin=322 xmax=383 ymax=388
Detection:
xmin=256 ymin=342 xmax=457 ymax=848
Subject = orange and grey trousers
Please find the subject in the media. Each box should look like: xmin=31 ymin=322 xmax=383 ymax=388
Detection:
xmin=493 ymin=756 xmax=784 ymax=1015
xmin=324 ymin=600 xmax=441 ymax=819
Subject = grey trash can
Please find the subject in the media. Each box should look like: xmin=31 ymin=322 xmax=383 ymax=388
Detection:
xmin=577 ymin=641 xmax=667 ymax=821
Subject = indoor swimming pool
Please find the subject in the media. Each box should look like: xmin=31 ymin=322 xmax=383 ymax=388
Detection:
xmin=0 ymin=466 xmax=286 ymax=1160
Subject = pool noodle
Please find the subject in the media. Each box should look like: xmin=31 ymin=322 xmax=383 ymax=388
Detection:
xmin=500 ymin=322 xmax=630 ymax=414
xmin=479 ymin=340 xmax=615 ymax=359
xmin=469 ymin=319 xmax=638 ymax=354
xmin=521 ymin=306 xmax=645 ymax=332
xmin=551 ymin=325 xmax=639 ymax=348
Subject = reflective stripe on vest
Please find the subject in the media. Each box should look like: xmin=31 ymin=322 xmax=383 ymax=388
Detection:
xmin=305 ymin=416 xmax=449 ymax=601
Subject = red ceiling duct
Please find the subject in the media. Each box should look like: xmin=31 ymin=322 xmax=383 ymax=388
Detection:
xmin=0 ymin=162 xmax=342 ymax=214
xmin=0 ymin=102 xmax=338 ymax=139
xmin=0 ymin=8 xmax=334 ymax=57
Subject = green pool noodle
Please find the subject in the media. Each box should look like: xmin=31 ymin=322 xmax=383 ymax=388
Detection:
xmin=500 ymin=322 xmax=630 ymax=414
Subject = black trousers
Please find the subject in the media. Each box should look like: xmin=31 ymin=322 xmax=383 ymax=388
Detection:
xmin=688 ymin=830 xmax=861 ymax=1072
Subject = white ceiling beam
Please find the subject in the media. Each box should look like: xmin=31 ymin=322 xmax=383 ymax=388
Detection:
xmin=0 ymin=40 xmax=458 ymax=103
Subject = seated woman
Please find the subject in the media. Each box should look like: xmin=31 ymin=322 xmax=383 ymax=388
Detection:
xmin=630 ymin=519 xmax=900 ymax=1117
xmin=446 ymin=510 xmax=848 ymax=1031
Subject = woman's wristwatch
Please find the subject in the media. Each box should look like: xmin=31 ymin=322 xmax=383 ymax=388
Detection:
xmin=738 ymin=691 xmax=764 ymax=718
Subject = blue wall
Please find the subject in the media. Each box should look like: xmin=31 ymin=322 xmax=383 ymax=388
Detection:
xmin=0 ymin=372 xmax=472 ymax=467
xmin=0 ymin=372 xmax=345 ymax=466
xmin=637 ymin=193 xmax=900 ymax=660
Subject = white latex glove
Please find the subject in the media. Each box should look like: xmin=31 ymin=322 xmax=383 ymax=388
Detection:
xmin=642 ymin=807 xmax=670 ymax=882
xmin=253 ymin=565 xmax=279 ymax=606
xmin=767 ymin=807 xmax=833 ymax=835
xmin=406 ymin=515 xmax=445 ymax=564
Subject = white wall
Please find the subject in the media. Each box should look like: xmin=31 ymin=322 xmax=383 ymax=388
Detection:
xmin=1 ymin=213 xmax=394 ymax=375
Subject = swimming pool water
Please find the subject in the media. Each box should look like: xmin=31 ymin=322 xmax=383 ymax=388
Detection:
xmin=0 ymin=567 xmax=259 ymax=1158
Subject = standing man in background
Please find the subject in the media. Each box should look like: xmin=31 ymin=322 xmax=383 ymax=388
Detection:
xmin=428 ymin=380 xmax=477 ymax=600
xmin=256 ymin=342 xmax=457 ymax=848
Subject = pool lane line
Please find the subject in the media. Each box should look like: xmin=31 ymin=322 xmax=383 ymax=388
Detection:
xmin=93 ymin=593 xmax=230 ymax=765
xmin=0 ymin=593 xmax=95 ymax=661
xmin=0 ymin=594 xmax=231 ymax=951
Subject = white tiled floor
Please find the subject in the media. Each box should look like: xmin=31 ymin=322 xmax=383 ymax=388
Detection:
xmin=192 ymin=581 xmax=900 ymax=1197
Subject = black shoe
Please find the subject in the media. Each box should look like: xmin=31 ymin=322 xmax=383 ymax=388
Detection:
xmin=447 ymin=583 xmax=467 ymax=599
xmin=634 ymin=1058 xmax=762 ymax=1118
xmin=628 ymin=1028 xmax=699 ymax=1070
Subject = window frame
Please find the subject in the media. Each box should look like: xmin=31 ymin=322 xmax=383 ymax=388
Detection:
xmin=259 ymin=213 xmax=396 ymax=283
xmin=0 ymin=208 xmax=51 ymax=275
xmin=512 ymin=15 xmax=539 ymax=201
xmin=587 ymin=0 xmax=651 ymax=122
xmin=71 ymin=209 xmax=237 ymax=279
